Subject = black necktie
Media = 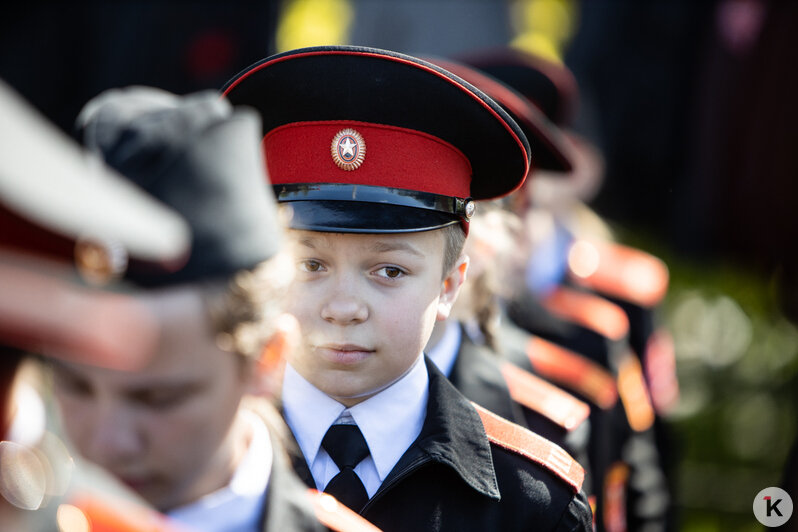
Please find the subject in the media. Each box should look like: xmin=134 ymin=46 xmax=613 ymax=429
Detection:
xmin=321 ymin=424 xmax=370 ymax=511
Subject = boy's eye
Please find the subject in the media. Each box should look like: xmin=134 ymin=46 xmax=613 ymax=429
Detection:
xmin=375 ymin=266 xmax=405 ymax=279
xmin=132 ymin=390 xmax=188 ymax=409
xmin=299 ymin=260 xmax=324 ymax=272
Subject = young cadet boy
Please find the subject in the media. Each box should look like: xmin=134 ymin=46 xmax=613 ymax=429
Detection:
xmin=222 ymin=45 xmax=593 ymax=532
xmin=48 ymin=86 xmax=380 ymax=532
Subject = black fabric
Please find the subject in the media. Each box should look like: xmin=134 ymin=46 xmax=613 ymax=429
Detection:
xmin=501 ymin=309 xmax=670 ymax=532
xmin=76 ymin=87 xmax=282 ymax=287
xmin=424 ymin=55 xmax=572 ymax=173
xmin=289 ymin=358 xmax=593 ymax=531
xmin=258 ymin=428 xmax=331 ymax=532
xmin=446 ymin=323 xmax=526 ymax=426
xmin=321 ymin=424 xmax=370 ymax=512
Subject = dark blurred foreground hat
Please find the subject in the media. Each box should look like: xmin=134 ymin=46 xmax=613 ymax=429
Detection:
xmin=222 ymin=45 xmax=531 ymax=233
xmin=0 ymin=80 xmax=191 ymax=369
xmin=77 ymin=86 xmax=283 ymax=286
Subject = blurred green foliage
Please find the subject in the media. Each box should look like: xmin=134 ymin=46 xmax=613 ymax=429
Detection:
xmin=620 ymin=227 xmax=798 ymax=530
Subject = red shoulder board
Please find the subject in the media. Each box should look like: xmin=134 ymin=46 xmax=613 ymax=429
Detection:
xmin=66 ymin=491 xmax=189 ymax=532
xmin=308 ymin=490 xmax=383 ymax=532
xmin=617 ymin=352 xmax=655 ymax=432
xmin=602 ymin=462 xmax=629 ymax=532
xmin=644 ymin=327 xmax=679 ymax=415
xmin=526 ymin=336 xmax=618 ymax=409
xmin=567 ymin=239 xmax=669 ymax=308
xmin=541 ymin=286 xmax=630 ymax=341
xmin=473 ymin=402 xmax=585 ymax=492
xmin=499 ymin=361 xmax=591 ymax=431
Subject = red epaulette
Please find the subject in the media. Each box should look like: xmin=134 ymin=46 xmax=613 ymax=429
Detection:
xmin=499 ymin=361 xmax=591 ymax=431
xmin=644 ymin=328 xmax=679 ymax=415
xmin=617 ymin=352 xmax=655 ymax=432
xmin=602 ymin=462 xmax=630 ymax=532
xmin=308 ymin=490 xmax=383 ymax=532
xmin=66 ymin=491 xmax=190 ymax=532
xmin=525 ymin=336 xmax=618 ymax=410
xmin=473 ymin=403 xmax=585 ymax=492
xmin=566 ymin=239 xmax=669 ymax=308
xmin=541 ymin=286 xmax=630 ymax=341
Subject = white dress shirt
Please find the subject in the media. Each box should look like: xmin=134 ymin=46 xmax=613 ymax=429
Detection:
xmin=168 ymin=410 xmax=272 ymax=532
xmin=282 ymin=355 xmax=429 ymax=498
xmin=426 ymin=319 xmax=463 ymax=378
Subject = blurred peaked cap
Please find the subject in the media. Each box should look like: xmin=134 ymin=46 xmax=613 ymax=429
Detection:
xmin=222 ymin=45 xmax=531 ymax=233
xmin=0 ymin=80 xmax=190 ymax=369
xmin=423 ymin=55 xmax=572 ymax=173
xmin=77 ymin=86 xmax=282 ymax=286
xmin=456 ymin=47 xmax=579 ymax=128
xmin=0 ymin=79 xmax=190 ymax=267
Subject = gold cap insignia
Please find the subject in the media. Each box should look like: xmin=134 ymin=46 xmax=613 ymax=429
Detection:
xmin=331 ymin=128 xmax=366 ymax=171
xmin=74 ymin=237 xmax=128 ymax=286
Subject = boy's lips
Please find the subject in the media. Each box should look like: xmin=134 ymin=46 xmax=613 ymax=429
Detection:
xmin=117 ymin=474 xmax=158 ymax=493
xmin=315 ymin=344 xmax=375 ymax=365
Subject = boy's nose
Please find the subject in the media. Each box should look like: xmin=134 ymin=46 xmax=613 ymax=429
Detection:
xmin=321 ymin=294 xmax=368 ymax=325
xmin=86 ymin=407 xmax=143 ymax=465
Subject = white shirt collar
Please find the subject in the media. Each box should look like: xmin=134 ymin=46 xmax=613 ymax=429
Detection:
xmin=167 ymin=410 xmax=272 ymax=532
xmin=345 ymin=355 xmax=428 ymax=481
xmin=282 ymin=355 xmax=429 ymax=491
xmin=426 ymin=320 xmax=462 ymax=378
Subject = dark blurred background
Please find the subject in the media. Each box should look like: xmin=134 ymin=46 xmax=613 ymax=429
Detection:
xmin=3 ymin=1 xmax=797 ymax=530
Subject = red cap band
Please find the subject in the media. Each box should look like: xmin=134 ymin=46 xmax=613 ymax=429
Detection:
xmin=263 ymin=120 xmax=473 ymax=198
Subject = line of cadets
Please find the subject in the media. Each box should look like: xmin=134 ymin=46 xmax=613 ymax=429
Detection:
xmin=0 ymin=44 xmax=675 ymax=532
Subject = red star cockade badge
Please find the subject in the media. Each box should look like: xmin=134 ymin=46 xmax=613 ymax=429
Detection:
xmin=331 ymin=128 xmax=366 ymax=171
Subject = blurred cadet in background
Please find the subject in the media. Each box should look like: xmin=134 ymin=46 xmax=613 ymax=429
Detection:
xmin=44 ymin=86 xmax=379 ymax=532
xmin=0 ymin=78 xmax=193 ymax=531
xmin=439 ymin=47 xmax=675 ymax=532
xmin=421 ymin=53 xmax=592 ymax=493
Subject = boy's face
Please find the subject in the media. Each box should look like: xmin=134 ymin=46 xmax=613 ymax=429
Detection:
xmin=52 ymin=286 xmax=256 ymax=512
xmin=286 ymin=229 xmax=466 ymax=406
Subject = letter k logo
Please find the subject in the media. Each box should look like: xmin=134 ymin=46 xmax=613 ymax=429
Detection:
xmin=765 ymin=496 xmax=783 ymax=517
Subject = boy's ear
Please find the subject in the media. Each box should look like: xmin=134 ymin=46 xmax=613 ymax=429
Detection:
xmin=248 ymin=313 xmax=301 ymax=397
xmin=437 ymin=254 xmax=469 ymax=321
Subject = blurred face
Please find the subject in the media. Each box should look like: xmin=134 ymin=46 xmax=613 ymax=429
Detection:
xmin=286 ymin=230 xmax=466 ymax=406
xmin=52 ymin=285 xmax=256 ymax=512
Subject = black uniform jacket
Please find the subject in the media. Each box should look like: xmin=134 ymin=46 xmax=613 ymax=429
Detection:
xmin=500 ymin=312 xmax=670 ymax=532
xmin=449 ymin=323 xmax=592 ymax=488
xmin=446 ymin=323 xmax=526 ymax=425
xmin=290 ymin=357 xmax=593 ymax=532
xmin=450 ymin=322 xmax=590 ymax=454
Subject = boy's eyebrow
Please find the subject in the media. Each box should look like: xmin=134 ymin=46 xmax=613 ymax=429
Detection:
xmin=298 ymin=237 xmax=317 ymax=249
xmin=369 ymin=241 xmax=424 ymax=257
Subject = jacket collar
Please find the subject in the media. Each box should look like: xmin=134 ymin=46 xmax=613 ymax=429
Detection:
xmin=448 ymin=322 xmax=524 ymax=424
xmin=287 ymin=358 xmax=502 ymax=502
xmin=260 ymin=429 xmax=327 ymax=531
xmin=381 ymin=358 xmax=500 ymax=500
